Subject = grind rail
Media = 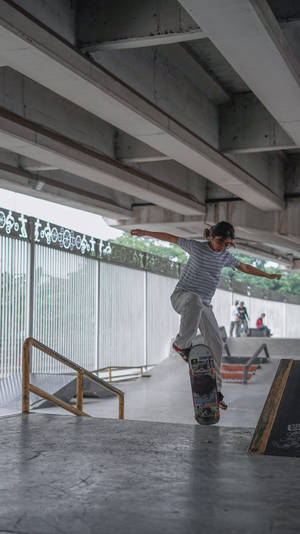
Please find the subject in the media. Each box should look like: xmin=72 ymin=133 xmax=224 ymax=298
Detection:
xmin=22 ymin=338 xmax=124 ymax=418
xmin=93 ymin=365 xmax=156 ymax=381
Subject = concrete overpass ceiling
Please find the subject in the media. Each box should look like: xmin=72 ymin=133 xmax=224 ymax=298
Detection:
xmin=0 ymin=1 xmax=299 ymax=266
xmin=178 ymin=0 xmax=300 ymax=146
xmin=267 ymin=1 xmax=300 ymax=22
xmin=0 ymin=0 xmax=283 ymax=213
xmin=182 ymin=39 xmax=250 ymax=95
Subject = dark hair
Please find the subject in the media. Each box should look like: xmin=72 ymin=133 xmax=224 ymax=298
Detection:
xmin=203 ymin=221 xmax=235 ymax=240
xmin=235 ymin=300 xmax=239 ymax=306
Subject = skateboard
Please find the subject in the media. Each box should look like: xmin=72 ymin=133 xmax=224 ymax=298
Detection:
xmin=188 ymin=344 xmax=220 ymax=425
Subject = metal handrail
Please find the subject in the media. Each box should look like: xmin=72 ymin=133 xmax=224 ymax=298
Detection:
xmin=22 ymin=337 xmax=124 ymax=419
xmin=243 ymin=343 xmax=270 ymax=384
xmin=93 ymin=364 xmax=155 ymax=381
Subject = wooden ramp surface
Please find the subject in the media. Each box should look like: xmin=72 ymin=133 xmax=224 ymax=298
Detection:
xmin=249 ymin=359 xmax=300 ymax=457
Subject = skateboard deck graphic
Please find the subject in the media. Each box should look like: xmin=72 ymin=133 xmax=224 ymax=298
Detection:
xmin=188 ymin=344 xmax=220 ymax=425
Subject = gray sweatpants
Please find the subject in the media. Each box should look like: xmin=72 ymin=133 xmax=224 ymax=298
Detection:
xmin=171 ymin=288 xmax=223 ymax=390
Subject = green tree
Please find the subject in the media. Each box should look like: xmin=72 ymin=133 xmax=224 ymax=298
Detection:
xmin=112 ymin=233 xmax=300 ymax=296
xmin=223 ymin=252 xmax=300 ymax=295
xmin=113 ymin=233 xmax=188 ymax=263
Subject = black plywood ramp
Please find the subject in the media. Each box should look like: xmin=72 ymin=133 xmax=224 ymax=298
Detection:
xmin=249 ymin=359 xmax=300 ymax=457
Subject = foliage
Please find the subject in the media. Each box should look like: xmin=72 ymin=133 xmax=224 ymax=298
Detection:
xmin=112 ymin=234 xmax=188 ymax=263
xmin=112 ymin=233 xmax=300 ymax=296
xmin=223 ymin=252 xmax=300 ymax=295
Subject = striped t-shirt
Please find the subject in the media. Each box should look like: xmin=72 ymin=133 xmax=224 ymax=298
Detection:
xmin=176 ymin=238 xmax=240 ymax=304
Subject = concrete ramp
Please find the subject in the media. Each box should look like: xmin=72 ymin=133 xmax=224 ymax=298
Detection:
xmin=249 ymin=359 xmax=300 ymax=457
xmin=0 ymin=373 xmax=114 ymax=412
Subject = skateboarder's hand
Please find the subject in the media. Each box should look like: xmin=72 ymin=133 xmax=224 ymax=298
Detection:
xmin=131 ymin=229 xmax=147 ymax=237
xmin=270 ymin=274 xmax=282 ymax=280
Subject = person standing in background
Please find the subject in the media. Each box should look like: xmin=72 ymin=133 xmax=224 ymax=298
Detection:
xmin=237 ymin=301 xmax=249 ymax=336
xmin=230 ymin=300 xmax=239 ymax=337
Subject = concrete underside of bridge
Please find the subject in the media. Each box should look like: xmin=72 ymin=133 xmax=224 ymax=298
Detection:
xmin=1 ymin=413 xmax=300 ymax=534
xmin=0 ymin=1 xmax=299 ymax=267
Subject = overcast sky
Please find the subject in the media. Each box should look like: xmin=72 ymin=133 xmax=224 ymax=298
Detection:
xmin=0 ymin=188 xmax=123 ymax=240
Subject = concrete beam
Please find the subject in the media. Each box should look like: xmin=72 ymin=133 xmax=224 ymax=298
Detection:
xmin=220 ymin=93 xmax=295 ymax=154
xmin=81 ymin=30 xmax=206 ymax=52
xmin=112 ymin=203 xmax=299 ymax=265
xmin=11 ymin=0 xmax=76 ymax=44
xmin=20 ymin=156 xmax=58 ymax=172
xmin=268 ymin=1 xmax=300 ymax=22
xmin=178 ymin=0 xmax=300 ymax=146
xmin=285 ymin=154 xmax=300 ymax=197
xmin=115 ymin=132 xmax=172 ymax=164
xmin=128 ymin=159 xmax=207 ymax=206
xmin=91 ymin=45 xmax=219 ymax=148
xmin=113 ymin=206 xmax=205 ymax=238
xmin=0 ymin=107 xmax=204 ymax=216
xmin=205 ymin=200 xmax=300 ymax=256
xmin=0 ymin=161 xmax=133 ymax=219
xmin=228 ymin=152 xmax=285 ymax=200
xmin=280 ymin=20 xmax=300 ymax=66
xmin=180 ymin=43 xmax=230 ymax=105
xmin=0 ymin=1 xmax=283 ymax=211
xmin=0 ymin=66 xmax=116 ymax=160
xmin=77 ymin=0 xmax=206 ymax=51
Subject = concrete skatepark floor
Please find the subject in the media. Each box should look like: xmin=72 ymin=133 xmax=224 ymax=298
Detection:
xmin=1 ymin=351 xmax=300 ymax=533
xmin=1 ymin=414 xmax=300 ymax=534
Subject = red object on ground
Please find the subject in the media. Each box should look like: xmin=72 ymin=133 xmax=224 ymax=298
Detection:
xmin=222 ymin=364 xmax=258 ymax=372
xmin=221 ymin=363 xmax=259 ymax=382
xmin=221 ymin=372 xmax=253 ymax=381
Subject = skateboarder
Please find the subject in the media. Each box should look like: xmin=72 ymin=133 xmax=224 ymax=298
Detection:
xmin=131 ymin=221 xmax=281 ymax=410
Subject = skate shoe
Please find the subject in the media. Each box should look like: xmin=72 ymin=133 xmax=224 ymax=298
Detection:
xmin=172 ymin=343 xmax=191 ymax=363
xmin=217 ymin=392 xmax=228 ymax=410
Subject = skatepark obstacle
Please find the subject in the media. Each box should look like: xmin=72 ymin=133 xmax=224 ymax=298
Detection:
xmin=219 ymin=327 xmax=270 ymax=383
xmin=249 ymin=359 xmax=300 ymax=457
xmin=22 ymin=338 xmax=125 ymax=419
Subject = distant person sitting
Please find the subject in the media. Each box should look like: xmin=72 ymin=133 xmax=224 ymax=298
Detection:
xmin=256 ymin=313 xmax=272 ymax=337
xmin=237 ymin=301 xmax=249 ymax=336
xmin=230 ymin=300 xmax=239 ymax=337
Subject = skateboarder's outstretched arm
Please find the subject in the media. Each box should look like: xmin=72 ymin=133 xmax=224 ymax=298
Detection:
xmin=237 ymin=263 xmax=281 ymax=280
xmin=131 ymin=229 xmax=178 ymax=244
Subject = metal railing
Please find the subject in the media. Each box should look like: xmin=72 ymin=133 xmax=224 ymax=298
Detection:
xmin=93 ymin=365 xmax=154 ymax=382
xmin=243 ymin=343 xmax=270 ymax=384
xmin=22 ymin=338 xmax=125 ymax=418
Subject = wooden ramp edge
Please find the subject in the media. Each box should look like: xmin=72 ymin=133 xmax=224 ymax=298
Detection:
xmin=249 ymin=359 xmax=294 ymax=454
